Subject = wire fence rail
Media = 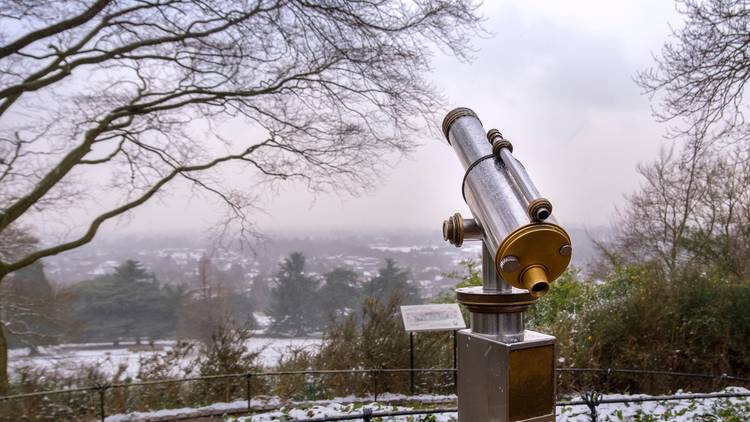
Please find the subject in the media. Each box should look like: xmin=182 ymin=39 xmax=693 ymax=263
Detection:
xmin=2 ymin=367 xmax=750 ymax=421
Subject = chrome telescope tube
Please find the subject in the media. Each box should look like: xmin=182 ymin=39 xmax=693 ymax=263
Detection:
xmin=442 ymin=108 xmax=572 ymax=297
xmin=443 ymin=110 xmax=527 ymax=254
xmin=490 ymin=132 xmax=552 ymax=222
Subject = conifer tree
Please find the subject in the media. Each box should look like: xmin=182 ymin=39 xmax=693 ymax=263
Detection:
xmin=70 ymin=260 xmax=179 ymax=344
xmin=269 ymin=253 xmax=321 ymax=336
xmin=319 ymin=268 xmax=360 ymax=318
xmin=366 ymin=259 xmax=420 ymax=305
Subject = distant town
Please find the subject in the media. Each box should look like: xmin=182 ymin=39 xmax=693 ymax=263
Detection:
xmin=42 ymin=227 xmax=603 ymax=299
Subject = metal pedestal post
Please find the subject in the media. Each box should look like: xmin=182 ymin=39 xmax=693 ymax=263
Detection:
xmin=456 ymin=243 xmax=556 ymax=422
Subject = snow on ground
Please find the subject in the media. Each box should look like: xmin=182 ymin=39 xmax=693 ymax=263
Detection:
xmin=557 ymin=387 xmax=750 ymax=421
xmin=105 ymin=397 xmax=283 ymax=422
xmin=104 ymin=389 xmax=750 ymax=422
xmin=235 ymin=402 xmax=449 ymax=422
xmin=9 ymin=337 xmax=323 ymax=379
xmin=240 ymin=389 xmax=750 ymax=421
xmin=105 ymin=394 xmax=456 ymax=422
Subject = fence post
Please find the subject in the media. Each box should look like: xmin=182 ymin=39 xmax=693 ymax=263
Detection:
xmin=603 ymin=367 xmax=612 ymax=391
xmin=362 ymin=407 xmax=373 ymax=422
xmin=245 ymin=373 xmax=252 ymax=410
xmin=409 ymin=331 xmax=415 ymax=396
xmin=370 ymin=369 xmax=380 ymax=402
xmin=452 ymin=330 xmax=457 ymax=394
xmin=96 ymin=384 xmax=110 ymax=422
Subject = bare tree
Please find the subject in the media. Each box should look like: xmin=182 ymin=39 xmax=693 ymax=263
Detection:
xmin=176 ymin=254 xmax=251 ymax=343
xmin=637 ymin=0 xmax=750 ymax=143
xmin=0 ymin=261 xmax=65 ymax=354
xmin=0 ymin=0 xmax=481 ymax=391
xmin=610 ymin=141 xmax=750 ymax=280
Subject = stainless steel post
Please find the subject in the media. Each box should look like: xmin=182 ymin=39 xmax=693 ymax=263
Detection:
xmin=470 ymin=312 xmax=524 ymax=343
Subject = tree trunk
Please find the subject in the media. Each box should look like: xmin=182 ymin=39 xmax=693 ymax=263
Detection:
xmin=0 ymin=271 xmax=8 ymax=395
xmin=0 ymin=322 xmax=8 ymax=395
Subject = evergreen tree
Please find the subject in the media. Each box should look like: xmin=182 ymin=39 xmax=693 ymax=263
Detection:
xmin=318 ymin=267 xmax=360 ymax=318
xmin=268 ymin=253 xmax=321 ymax=336
xmin=70 ymin=260 xmax=180 ymax=344
xmin=249 ymin=272 xmax=272 ymax=314
xmin=114 ymin=260 xmax=152 ymax=283
xmin=365 ymin=259 xmax=420 ymax=305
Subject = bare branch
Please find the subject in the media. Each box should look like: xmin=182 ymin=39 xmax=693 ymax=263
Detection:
xmin=0 ymin=140 xmax=272 ymax=276
xmin=0 ymin=0 xmax=482 ymax=277
xmin=637 ymin=0 xmax=750 ymax=142
xmin=0 ymin=0 xmax=112 ymax=59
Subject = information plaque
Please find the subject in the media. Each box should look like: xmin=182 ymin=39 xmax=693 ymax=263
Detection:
xmin=400 ymin=303 xmax=466 ymax=332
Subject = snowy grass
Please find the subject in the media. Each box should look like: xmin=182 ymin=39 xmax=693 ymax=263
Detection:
xmin=103 ymin=388 xmax=750 ymax=421
xmin=557 ymin=387 xmax=750 ymax=421
xmin=233 ymin=402 xmax=455 ymax=422
xmin=9 ymin=337 xmax=323 ymax=379
xmin=104 ymin=394 xmax=455 ymax=421
xmin=104 ymin=397 xmax=283 ymax=422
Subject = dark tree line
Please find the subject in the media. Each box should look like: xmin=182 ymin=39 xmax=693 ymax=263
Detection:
xmin=1 ymin=257 xmax=253 ymax=347
xmin=1 ymin=253 xmax=420 ymax=346
xmin=268 ymin=253 xmax=421 ymax=336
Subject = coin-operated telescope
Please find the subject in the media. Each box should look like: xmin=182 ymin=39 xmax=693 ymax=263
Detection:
xmin=441 ymin=108 xmax=572 ymax=422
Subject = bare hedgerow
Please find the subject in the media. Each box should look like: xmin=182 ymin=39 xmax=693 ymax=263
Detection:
xmin=315 ymin=292 xmax=454 ymax=398
xmin=193 ymin=321 xmax=266 ymax=405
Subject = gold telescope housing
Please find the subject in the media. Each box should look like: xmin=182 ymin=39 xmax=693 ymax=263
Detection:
xmin=443 ymin=215 xmax=571 ymax=297
xmin=498 ymin=224 xmax=571 ymax=297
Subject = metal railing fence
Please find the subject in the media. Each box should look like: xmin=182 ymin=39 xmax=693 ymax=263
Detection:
xmin=2 ymin=366 xmax=749 ymax=421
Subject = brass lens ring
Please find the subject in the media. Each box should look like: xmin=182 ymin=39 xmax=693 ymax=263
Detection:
xmin=492 ymin=139 xmax=513 ymax=156
xmin=495 ymin=223 xmax=571 ymax=293
xmin=487 ymin=128 xmax=514 ymax=155
xmin=442 ymin=212 xmax=465 ymax=247
xmin=442 ymin=107 xmax=480 ymax=142
xmin=528 ymin=197 xmax=553 ymax=222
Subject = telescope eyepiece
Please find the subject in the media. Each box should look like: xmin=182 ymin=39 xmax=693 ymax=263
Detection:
xmin=535 ymin=207 xmax=551 ymax=221
xmin=528 ymin=198 xmax=553 ymax=222
xmin=520 ymin=265 xmax=550 ymax=298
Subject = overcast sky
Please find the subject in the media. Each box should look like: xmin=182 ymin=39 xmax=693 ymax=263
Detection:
xmin=109 ymin=0 xmax=683 ymax=237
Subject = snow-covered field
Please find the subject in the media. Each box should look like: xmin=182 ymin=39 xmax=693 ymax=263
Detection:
xmin=103 ymin=387 xmax=750 ymax=421
xmin=9 ymin=337 xmax=323 ymax=378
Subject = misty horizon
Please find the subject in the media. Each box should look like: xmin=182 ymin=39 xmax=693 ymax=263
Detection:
xmin=15 ymin=0 xmax=682 ymax=243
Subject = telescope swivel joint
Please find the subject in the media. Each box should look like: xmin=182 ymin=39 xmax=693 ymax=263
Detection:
xmin=442 ymin=213 xmax=482 ymax=247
